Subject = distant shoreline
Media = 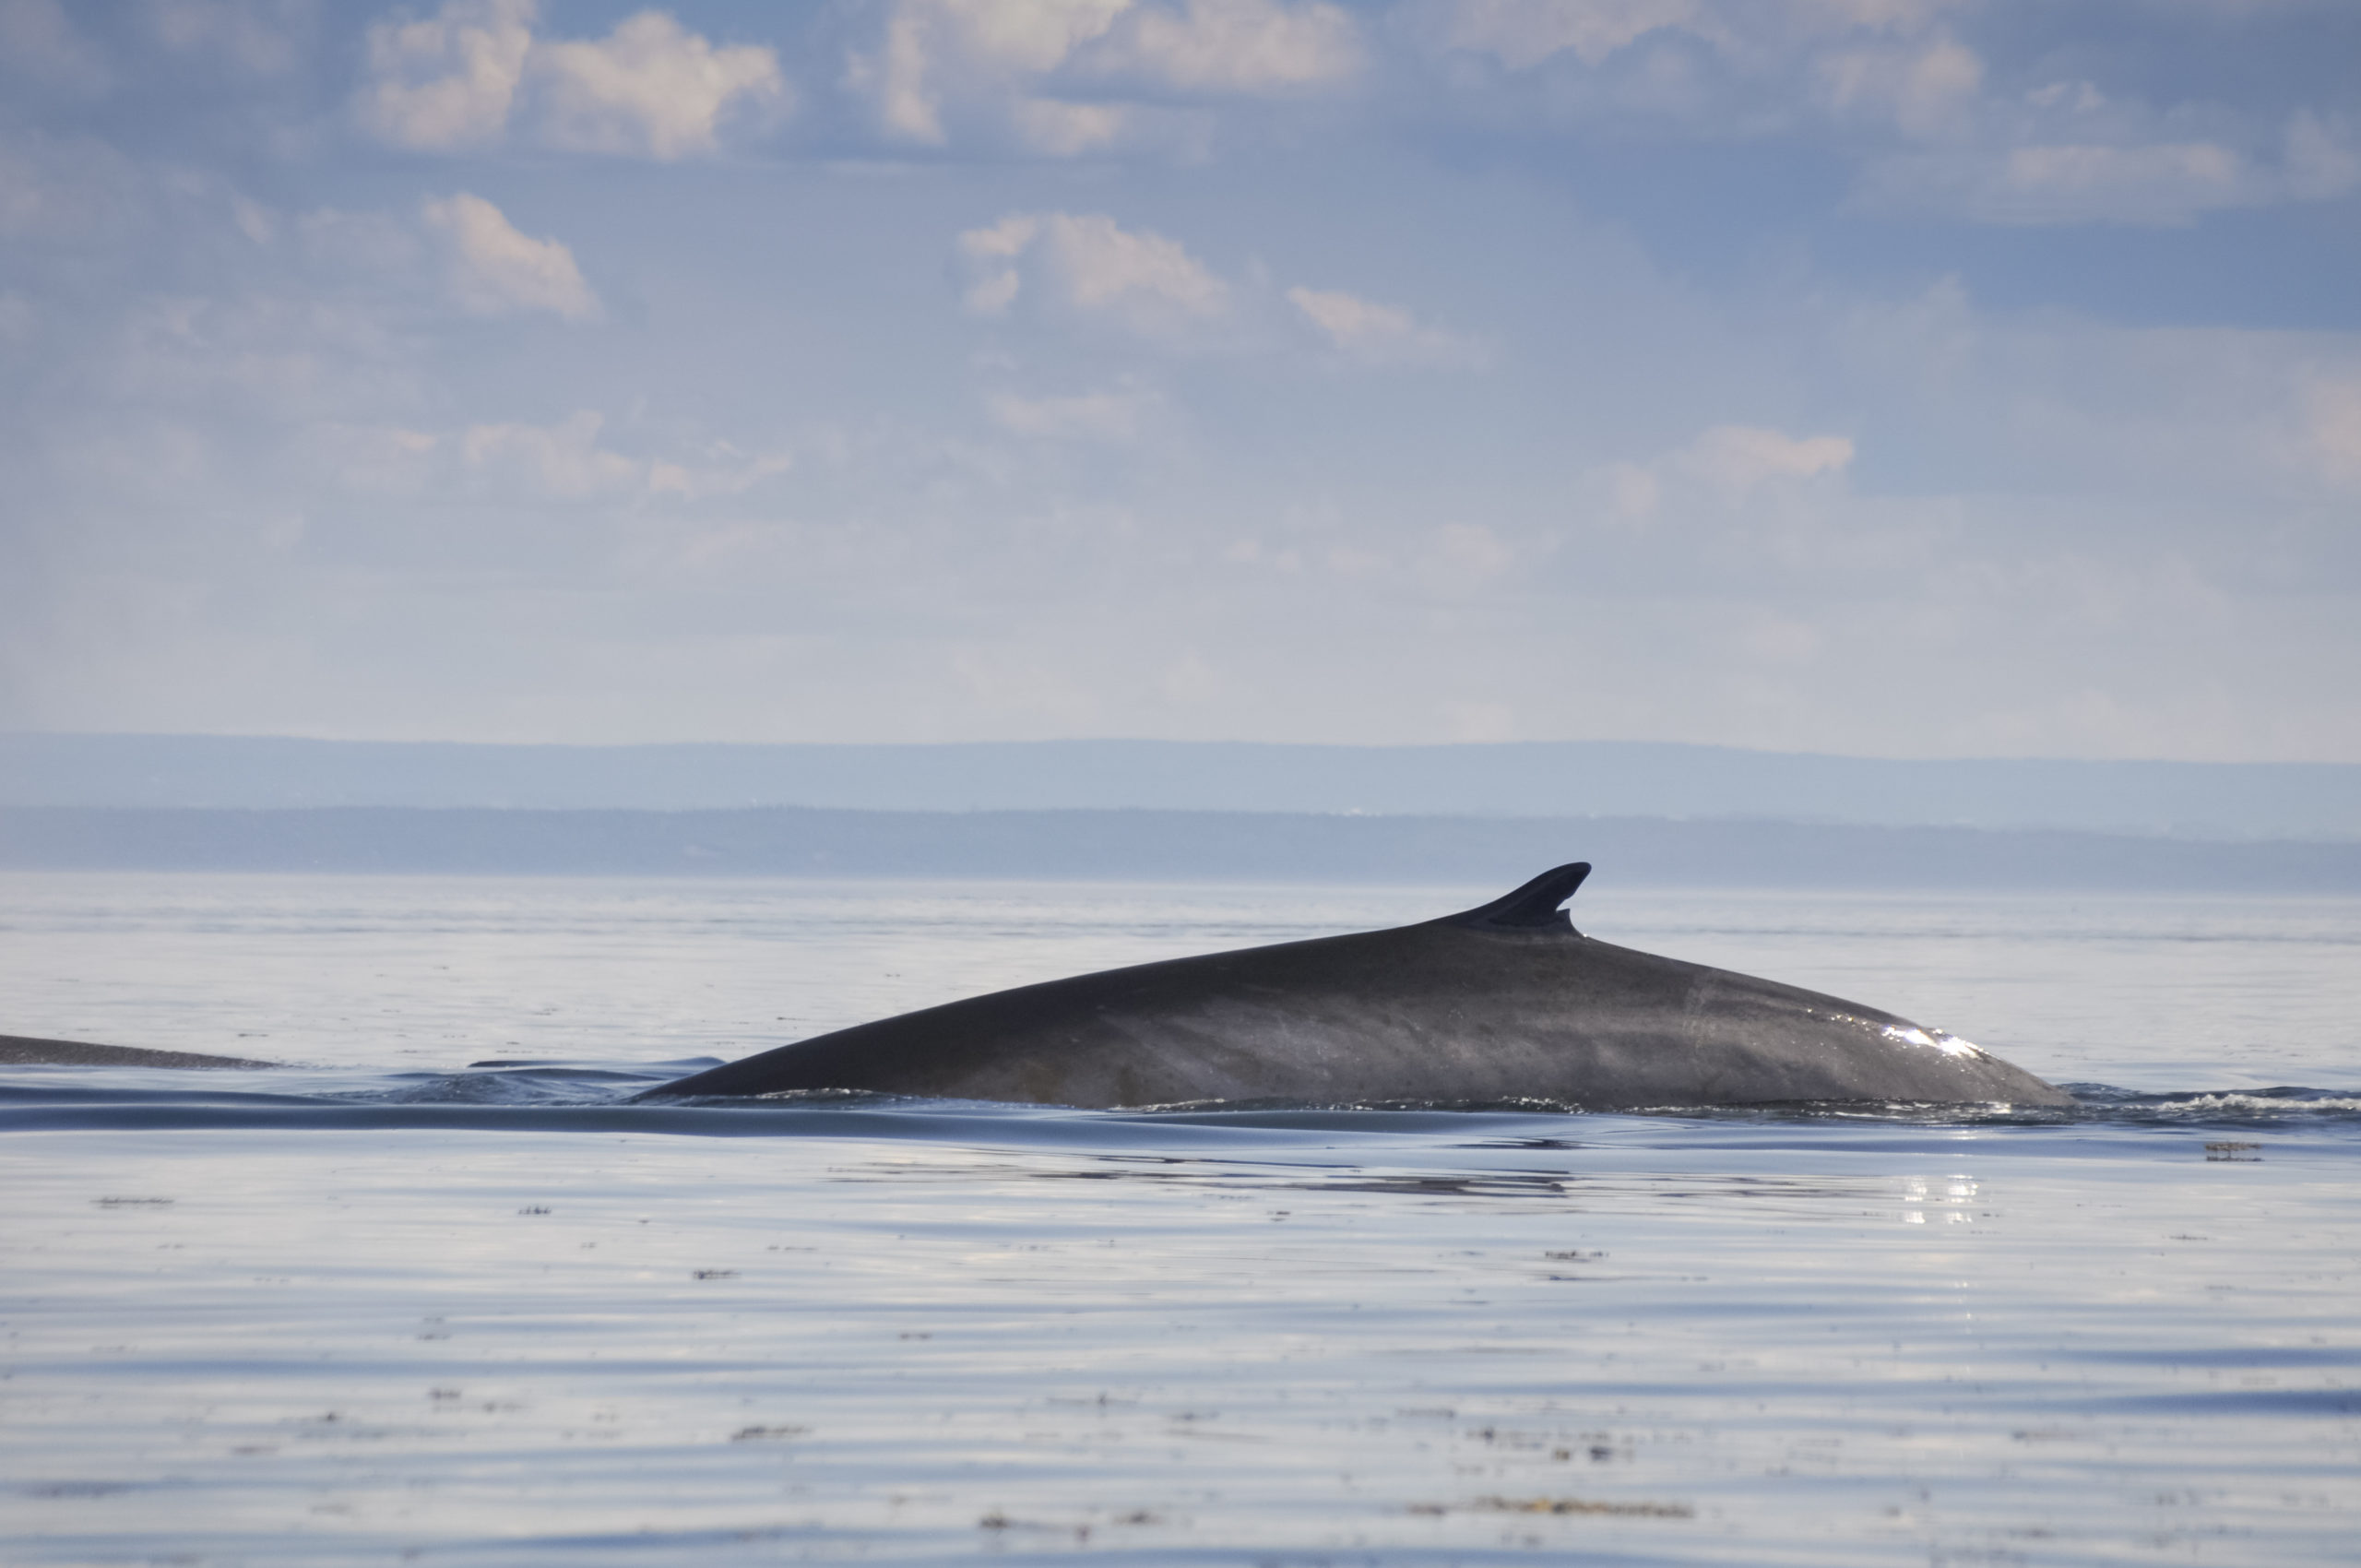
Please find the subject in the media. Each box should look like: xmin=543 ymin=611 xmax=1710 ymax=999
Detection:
xmin=5 ymin=805 xmax=2356 ymax=893
xmin=6 ymin=734 xmax=2357 ymax=841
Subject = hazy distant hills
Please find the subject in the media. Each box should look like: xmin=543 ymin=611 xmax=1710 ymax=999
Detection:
xmin=5 ymin=734 xmax=2357 ymax=840
xmin=6 ymin=735 xmax=2355 ymax=890
xmin=5 ymin=806 xmax=2357 ymax=892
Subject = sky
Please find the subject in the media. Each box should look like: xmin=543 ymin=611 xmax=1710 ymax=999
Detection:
xmin=2 ymin=0 xmax=2356 ymax=760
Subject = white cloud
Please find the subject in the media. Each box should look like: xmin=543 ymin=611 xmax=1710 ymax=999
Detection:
xmin=1050 ymin=213 xmax=1228 ymax=315
xmin=1833 ymin=273 xmax=2361 ymax=516
xmin=647 ymin=441 xmax=794 ymax=500
xmin=956 ymin=211 xmax=1229 ymax=338
xmin=1432 ymin=0 xmax=1713 ymax=71
xmin=956 ymin=212 xmax=1044 ymax=313
xmin=100 ymin=293 xmax=398 ymax=413
xmin=1010 ymin=96 xmax=1132 ymax=155
xmin=1990 ymin=141 xmax=2246 ymax=224
xmin=1426 ymin=520 xmax=1513 ymax=584
xmin=854 ymin=0 xmax=1131 ymax=145
xmin=962 ymin=226 xmax=1478 ymax=365
xmin=322 ymin=415 xmax=789 ymax=502
xmin=1792 ymin=0 xmax=1957 ymax=27
xmin=460 ymin=410 xmax=640 ymax=497
xmin=420 ymin=192 xmax=599 ymax=320
xmin=355 ymin=0 xmax=786 ymax=159
xmin=1286 ymin=285 xmax=1485 ymax=367
xmin=1402 ymin=0 xmax=2036 ymax=189
xmin=1685 ymin=423 xmax=1855 ymax=494
xmin=2283 ymin=110 xmax=2360 ymax=201
xmin=957 ymin=212 xmax=1041 ymax=262
xmin=2304 ymin=377 xmax=2361 ymax=490
xmin=931 ymin=0 xmax=1132 ymax=76
xmin=1815 ymin=32 xmax=1982 ymax=139
xmin=1841 ymin=65 xmax=2359 ymax=226
xmin=850 ymin=0 xmax=1359 ymax=152
xmin=1860 ymin=113 xmax=2360 ymax=227
xmin=1598 ymin=423 xmax=1856 ymax=523
xmin=356 ymin=0 xmax=533 ymax=151
xmin=987 ymin=381 xmax=1160 ymax=441
xmin=1406 ymin=0 xmax=2361 ymax=231
xmin=960 ymin=269 xmax=1025 ymax=316
xmin=528 ymin=11 xmax=787 ymax=159
xmin=317 ymin=422 xmax=443 ymax=494
xmin=861 ymin=6 xmax=944 ymax=142
xmin=1600 ymin=459 xmax=1661 ymax=520
xmin=1088 ymin=0 xmax=1363 ymax=92
xmin=1425 ymin=0 xmax=1966 ymax=73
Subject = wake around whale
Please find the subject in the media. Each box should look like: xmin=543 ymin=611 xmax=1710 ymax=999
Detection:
xmin=648 ymin=864 xmax=2072 ymax=1110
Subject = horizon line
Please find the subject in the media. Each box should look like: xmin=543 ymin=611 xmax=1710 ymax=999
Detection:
xmin=7 ymin=731 xmax=2359 ymax=769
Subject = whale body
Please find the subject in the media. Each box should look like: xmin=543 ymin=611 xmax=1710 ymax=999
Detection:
xmin=0 ymin=1034 xmax=277 ymax=1070
xmin=647 ymin=864 xmax=2072 ymax=1110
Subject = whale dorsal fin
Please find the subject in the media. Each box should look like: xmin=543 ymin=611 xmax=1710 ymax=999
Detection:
xmin=1447 ymin=862 xmax=1591 ymax=933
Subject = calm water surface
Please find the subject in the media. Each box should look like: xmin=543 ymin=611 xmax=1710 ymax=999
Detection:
xmin=3 ymin=873 xmax=2357 ymax=1565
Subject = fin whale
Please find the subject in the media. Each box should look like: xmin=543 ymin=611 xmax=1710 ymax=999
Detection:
xmin=646 ymin=864 xmax=2072 ymax=1110
xmin=0 ymin=1034 xmax=278 ymax=1070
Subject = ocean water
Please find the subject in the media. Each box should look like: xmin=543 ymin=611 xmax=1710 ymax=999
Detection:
xmin=2 ymin=872 xmax=2357 ymax=1566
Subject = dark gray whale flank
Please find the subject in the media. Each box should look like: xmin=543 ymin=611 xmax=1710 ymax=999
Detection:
xmin=0 ymin=1034 xmax=278 ymax=1070
xmin=648 ymin=864 xmax=2072 ymax=1110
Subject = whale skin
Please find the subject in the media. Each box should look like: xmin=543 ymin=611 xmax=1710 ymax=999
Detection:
xmin=646 ymin=863 xmax=2073 ymax=1111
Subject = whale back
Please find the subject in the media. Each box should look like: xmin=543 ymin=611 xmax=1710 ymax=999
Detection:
xmin=649 ymin=865 xmax=2072 ymax=1109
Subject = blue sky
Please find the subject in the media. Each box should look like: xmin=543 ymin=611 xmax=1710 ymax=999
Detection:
xmin=3 ymin=0 xmax=2355 ymax=758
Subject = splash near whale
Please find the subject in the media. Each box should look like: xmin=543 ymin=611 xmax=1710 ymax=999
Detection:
xmin=647 ymin=863 xmax=2073 ymax=1110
